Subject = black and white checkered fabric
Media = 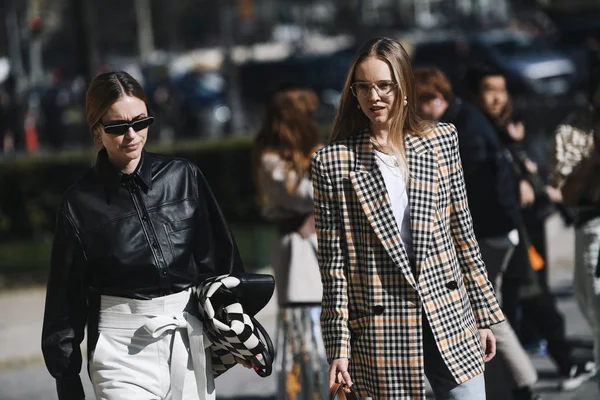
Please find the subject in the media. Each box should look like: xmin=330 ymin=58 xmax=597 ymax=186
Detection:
xmin=311 ymin=123 xmax=504 ymax=399
xmin=195 ymin=274 xmax=267 ymax=377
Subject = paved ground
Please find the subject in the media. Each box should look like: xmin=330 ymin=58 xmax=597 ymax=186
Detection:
xmin=0 ymin=214 xmax=599 ymax=399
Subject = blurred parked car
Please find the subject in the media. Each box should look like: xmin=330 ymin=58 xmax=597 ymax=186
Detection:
xmin=410 ymin=29 xmax=577 ymax=100
xmin=238 ymin=47 xmax=354 ymax=130
xmin=545 ymin=12 xmax=600 ymax=93
xmin=145 ymin=69 xmax=231 ymax=139
xmin=172 ymin=70 xmax=232 ymax=137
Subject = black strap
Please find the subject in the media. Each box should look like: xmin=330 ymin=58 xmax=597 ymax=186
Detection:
xmin=250 ymin=316 xmax=275 ymax=377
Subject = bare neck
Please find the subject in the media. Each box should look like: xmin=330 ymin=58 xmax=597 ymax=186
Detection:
xmin=370 ymin=124 xmax=390 ymax=144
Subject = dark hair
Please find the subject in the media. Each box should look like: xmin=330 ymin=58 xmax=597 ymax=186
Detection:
xmin=86 ymin=71 xmax=149 ymax=131
xmin=252 ymin=86 xmax=321 ymax=193
xmin=465 ymin=63 xmax=504 ymax=98
xmin=413 ymin=67 xmax=454 ymax=102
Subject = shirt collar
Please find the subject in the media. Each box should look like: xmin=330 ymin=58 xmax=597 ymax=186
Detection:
xmin=94 ymin=148 xmax=153 ymax=193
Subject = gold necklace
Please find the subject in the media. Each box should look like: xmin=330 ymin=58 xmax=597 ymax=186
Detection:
xmin=374 ymin=148 xmax=401 ymax=169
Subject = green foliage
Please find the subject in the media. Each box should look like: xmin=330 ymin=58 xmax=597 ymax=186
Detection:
xmin=0 ymin=238 xmax=53 ymax=288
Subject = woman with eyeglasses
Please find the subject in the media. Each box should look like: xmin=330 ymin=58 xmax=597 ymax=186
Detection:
xmin=311 ymin=38 xmax=504 ymax=399
xmin=41 ymin=71 xmax=245 ymax=400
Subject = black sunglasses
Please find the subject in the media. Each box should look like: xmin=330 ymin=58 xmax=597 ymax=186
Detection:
xmin=98 ymin=116 xmax=154 ymax=135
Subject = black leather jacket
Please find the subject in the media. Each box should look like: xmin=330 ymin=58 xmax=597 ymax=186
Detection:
xmin=41 ymin=148 xmax=244 ymax=399
xmin=440 ymin=97 xmax=522 ymax=238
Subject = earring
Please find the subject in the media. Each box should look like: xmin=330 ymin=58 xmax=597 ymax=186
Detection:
xmin=403 ymin=96 xmax=408 ymax=107
xmin=357 ymin=104 xmax=361 ymax=110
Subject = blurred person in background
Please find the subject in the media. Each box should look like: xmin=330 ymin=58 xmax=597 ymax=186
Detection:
xmin=414 ymin=66 xmax=540 ymax=400
xmin=252 ymin=84 xmax=328 ymax=400
xmin=549 ymin=51 xmax=600 ymax=391
xmin=488 ymin=95 xmax=560 ymax=357
xmin=41 ymin=71 xmax=247 ymax=400
xmin=0 ymin=74 xmax=20 ymax=154
xmin=312 ymin=37 xmax=503 ymax=399
xmin=41 ymin=68 xmax=68 ymax=150
xmin=467 ymin=64 xmax=596 ymax=391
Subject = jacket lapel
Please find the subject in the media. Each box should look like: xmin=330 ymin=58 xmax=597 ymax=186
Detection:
xmin=349 ymin=132 xmax=417 ymax=289
xmin=406 ymin=133 xmax=437 ymax=276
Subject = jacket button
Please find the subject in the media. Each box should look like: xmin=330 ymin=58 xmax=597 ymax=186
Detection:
xmin=152 ymin=241 xmax=158 ymax=249
xmin=373 ymin=305 xmax=385 ymax=315
xmin=142 ymin=215 xmax=148 ymax=221
xmin=161 ymin=270 xmax=168 ymax=277
xmin=446 ymin=281 xmax=458 ymax=290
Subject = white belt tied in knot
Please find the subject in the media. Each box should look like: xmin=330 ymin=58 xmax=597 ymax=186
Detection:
xmin=97 ymin=290 xmax=215 ymax=400
xmin=143 ymin=312 xmax=213 ymax=400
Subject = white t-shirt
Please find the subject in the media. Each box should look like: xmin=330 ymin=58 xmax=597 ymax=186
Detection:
xmin=373 ymin=149 xmax=415 ymax=264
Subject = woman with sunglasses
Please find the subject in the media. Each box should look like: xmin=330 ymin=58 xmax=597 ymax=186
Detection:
xmin=312 ymin=38 xmax=504 ymax=399
xmin=41 ymin=71 xmax=245 ymax=400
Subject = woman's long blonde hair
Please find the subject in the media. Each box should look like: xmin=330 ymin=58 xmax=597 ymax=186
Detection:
xmin=331 ymin=38 xmax=432 ymax=167
xmin=252 ymin=86 xmax=321 ymax=193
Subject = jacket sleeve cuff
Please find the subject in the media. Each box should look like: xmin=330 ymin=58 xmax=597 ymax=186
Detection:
xmin=325 ymin=335 xmax=350 ymax=364
xmin=326 ymin=346 xmax=350 ymax=364
xmin=472 ymin=303 xmax=505 ymax=330
xmin=56 ymin=376 xmax=85 ymax=400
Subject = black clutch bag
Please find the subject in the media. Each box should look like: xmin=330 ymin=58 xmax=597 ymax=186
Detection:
xmin=195 ymin=273 xmax=276 ymax=377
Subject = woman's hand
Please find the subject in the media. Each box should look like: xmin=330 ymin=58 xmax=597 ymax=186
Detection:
xmin=546 ymin=185 xmax=563 ymax=203
xmin=238 ymin=354 xmax=263 ymax=369
xmin=507 ymin=121 xmax=525 ymax=142
xmin=478 ymin=328 xmax=496 ymax=362
xmin=329 ymin=358 xmax=353 ymax=389
xmin=524 ymin=159 xmax=538 ymax=174
xmin=297 ymin=214 xmax=316 ymax=238
xmin=519 ymin=180 xmax=535 ymax=207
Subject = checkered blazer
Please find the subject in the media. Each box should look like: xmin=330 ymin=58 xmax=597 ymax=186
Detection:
xmin=311 ymin=123 xmax=504 ymax=399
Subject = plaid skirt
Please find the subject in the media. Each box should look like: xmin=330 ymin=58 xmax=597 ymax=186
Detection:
xmin=275 ymin=305 xmax=329 ymax=400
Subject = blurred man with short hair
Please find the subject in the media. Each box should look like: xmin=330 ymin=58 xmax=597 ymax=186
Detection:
xmin=414 ymin=67 xmax=539 ymax=400
xmin=466 ymin=64 xmax=597 ymax=391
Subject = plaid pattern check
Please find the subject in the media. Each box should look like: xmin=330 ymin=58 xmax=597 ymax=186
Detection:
xmin=311 ymin=123 xmax=504 ymax=399
xmin=195 ymin=275 xmax=267 ymax=377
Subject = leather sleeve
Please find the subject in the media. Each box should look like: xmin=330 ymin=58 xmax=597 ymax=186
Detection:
xmin=41 ymin=207 xmax=88 ymax=400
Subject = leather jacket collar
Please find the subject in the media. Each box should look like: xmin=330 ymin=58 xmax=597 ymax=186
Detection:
xmin=94 ymin=148 xmax=153 ymax=193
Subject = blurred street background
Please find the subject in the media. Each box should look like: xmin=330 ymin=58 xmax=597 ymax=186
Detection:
xmin=1 ymin=0 xmax=600 ymax=399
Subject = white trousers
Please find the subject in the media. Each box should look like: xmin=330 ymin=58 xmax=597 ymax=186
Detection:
xmin=574 ymin=217 xmax=600 ymax=391
xmin=89 ymin=289 xmax=215 ymax=400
